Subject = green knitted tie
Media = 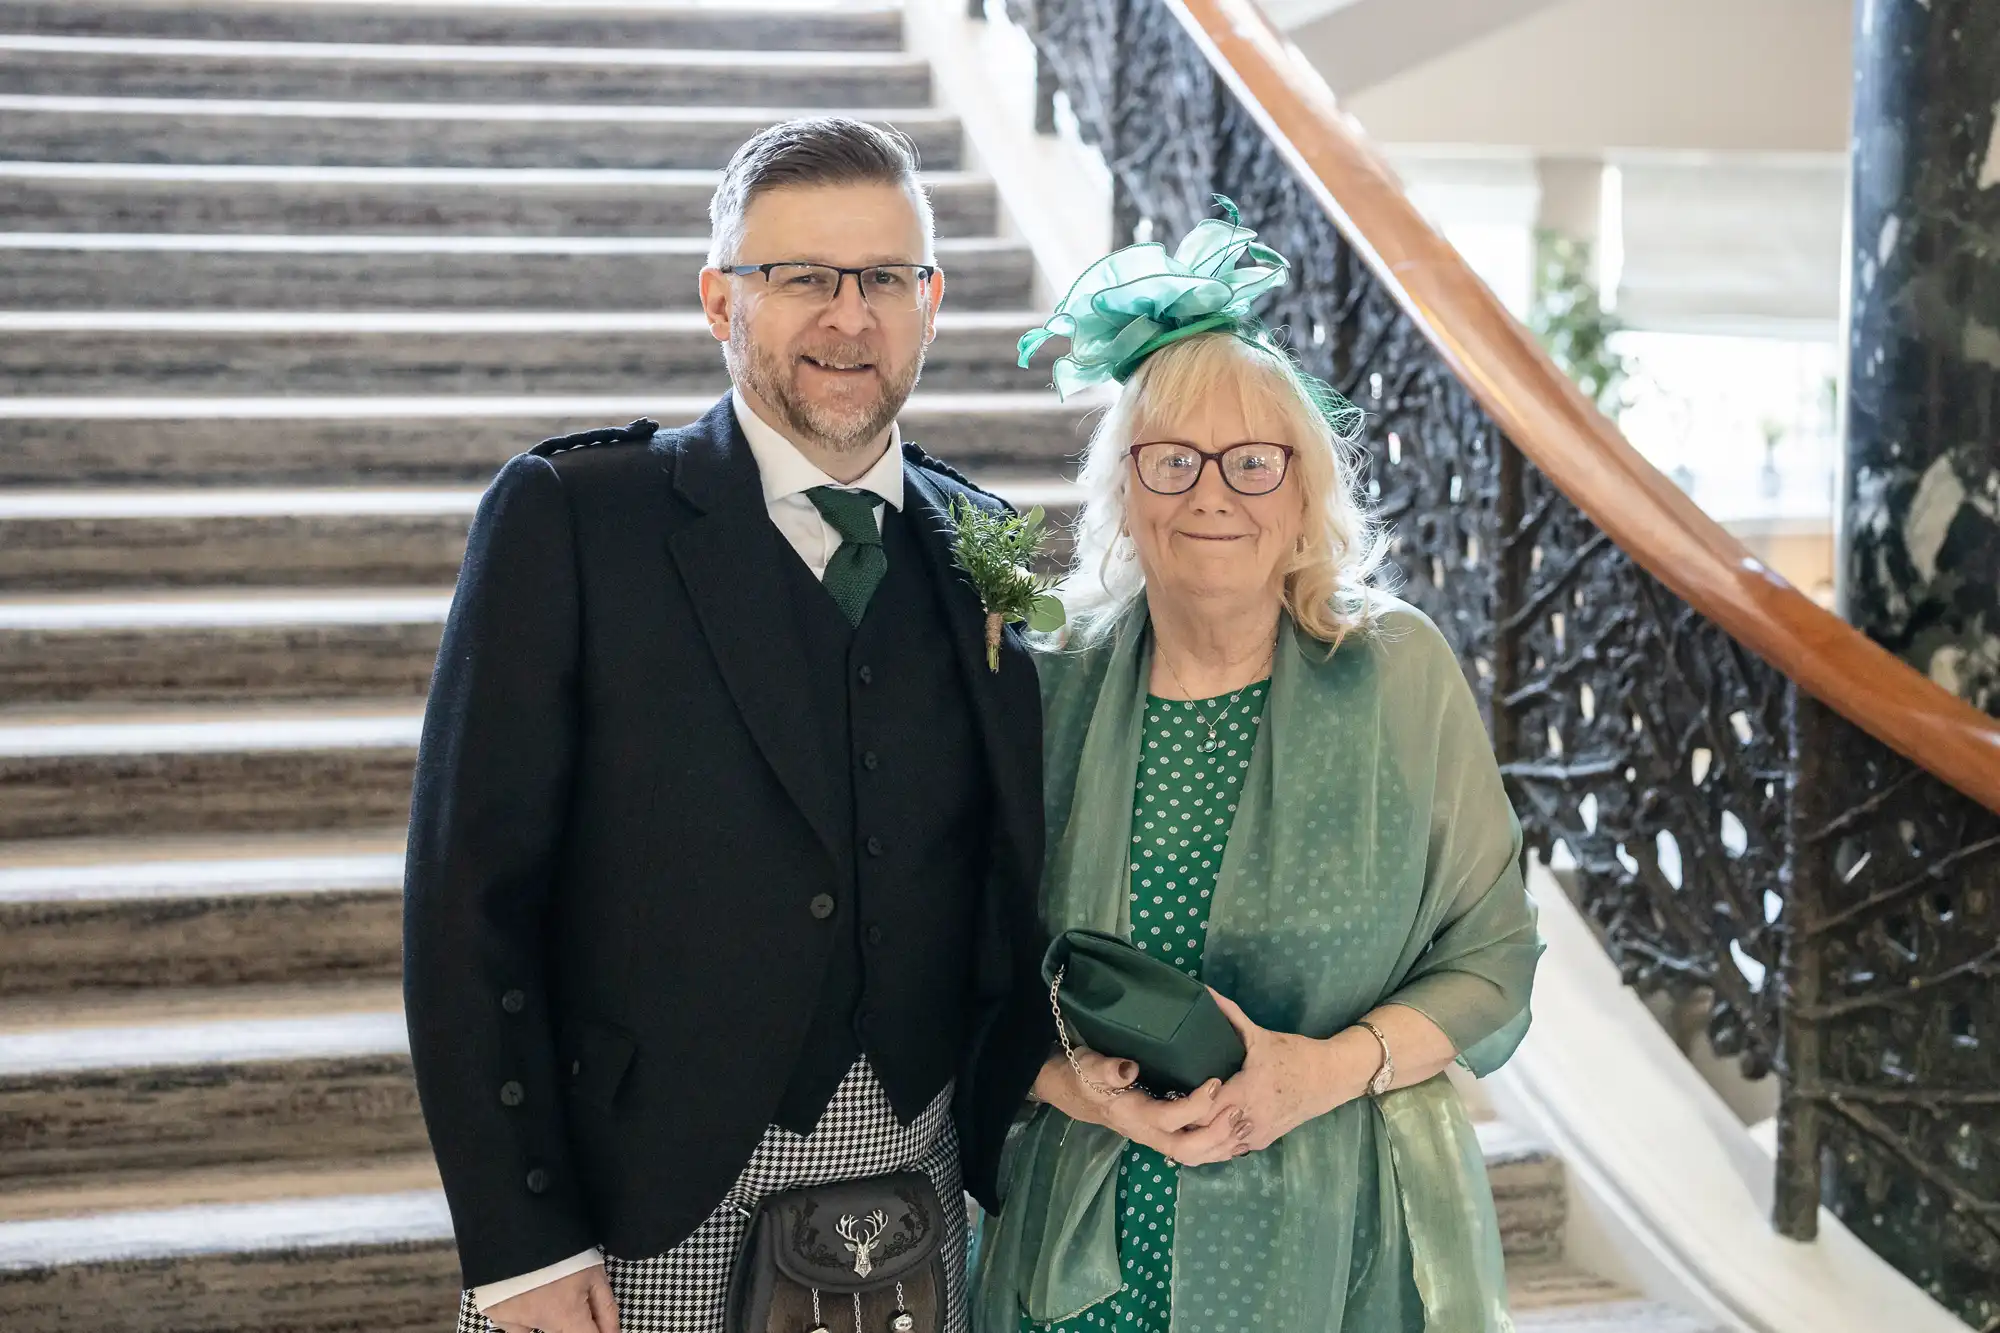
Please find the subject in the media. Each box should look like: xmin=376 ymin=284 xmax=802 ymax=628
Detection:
xmin=806 ymin=486 xmax=887 ymax=627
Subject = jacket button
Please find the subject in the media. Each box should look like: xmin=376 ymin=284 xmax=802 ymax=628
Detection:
xmin=525 ymin=1168 xmax=550 ymax=1194
xmin=865 ymin=835 xmax=884 ymax=857
xmin=857 ymin=664 xmax=874 ymax=685
xmin=499 ymin=1081 xmax=524 ymax=1107
xmin=810 ymin=893 xmax=837 ymax=920
xmin=500 ymin=989 xmax=525 ymax=1014
xmin=861 ymin=750 xmax=879 ymax=771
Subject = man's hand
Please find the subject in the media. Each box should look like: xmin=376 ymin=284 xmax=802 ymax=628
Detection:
xmin=486 ymin=1265 xmax=620 ymax=1333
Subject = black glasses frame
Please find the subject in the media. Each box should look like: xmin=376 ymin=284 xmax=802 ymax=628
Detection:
xmin=1127 ymin=441 xmax=1297 ymax=496
xmin=720 ymin=262 xmax=940 ymax=307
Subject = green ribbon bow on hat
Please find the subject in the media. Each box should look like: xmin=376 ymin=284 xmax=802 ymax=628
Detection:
xmin=1018 ymin=196 xmax=1291 ymax=400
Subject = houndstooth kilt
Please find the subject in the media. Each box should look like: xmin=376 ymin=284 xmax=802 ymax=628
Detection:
xmin=456 ymin=1057 xmax=967 ymax=1333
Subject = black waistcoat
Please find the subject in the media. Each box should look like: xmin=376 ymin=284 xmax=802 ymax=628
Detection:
xmin=770 ymin=504 xmax=992 ymax=1133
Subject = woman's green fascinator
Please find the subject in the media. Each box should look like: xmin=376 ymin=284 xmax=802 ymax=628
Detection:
xmin=1018 ymin=195 xmax=1291 ymax=399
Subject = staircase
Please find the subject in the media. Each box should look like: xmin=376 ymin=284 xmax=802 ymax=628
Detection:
xmin=0 ymin=2 xmax=1713 ymax=1329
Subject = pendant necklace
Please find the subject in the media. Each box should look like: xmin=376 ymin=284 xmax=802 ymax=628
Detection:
xmin=1161 ymin=636 xmax=1275 ymax=754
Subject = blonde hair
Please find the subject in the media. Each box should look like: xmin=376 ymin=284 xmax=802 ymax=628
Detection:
xmin=1060 ymin=330 xmax=1387 ymax=646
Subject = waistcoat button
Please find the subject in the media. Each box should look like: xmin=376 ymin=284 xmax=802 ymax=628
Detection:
xmin=861 ymin=750 xmax=880 ymax=771
xmin=810 ymin=893 xmax=837 ymax=920
xmin=499 ymin=1081 xmax=524 ymax=1107
xmin=857 ymin=664 xmax=874 ymax=685
xmin=865 ymin=836 xmax=884 ymax=857
xmin=525 ymin=1168 xmax=550 ymax=1194
xmin=500 ymin=989 xmax=525 ymax=1014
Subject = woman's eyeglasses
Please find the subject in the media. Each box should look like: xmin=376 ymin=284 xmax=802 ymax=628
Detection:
xmin=1127 ymin=441 xmax=1295 ymax=496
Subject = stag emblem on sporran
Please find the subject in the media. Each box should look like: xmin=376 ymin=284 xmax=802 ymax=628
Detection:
xmin=835 ymin=1209 xmax=887 ymax=1278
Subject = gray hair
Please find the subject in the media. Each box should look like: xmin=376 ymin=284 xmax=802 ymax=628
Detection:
xmin=707 ymin=116 xmax=936 ymax=267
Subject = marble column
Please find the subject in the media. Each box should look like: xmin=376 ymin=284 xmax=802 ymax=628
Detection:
xmin=1840 ymin=0 xmax=2000 ymax=711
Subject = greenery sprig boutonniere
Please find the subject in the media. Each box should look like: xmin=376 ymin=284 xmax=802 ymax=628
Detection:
xmin=947 ymin=496 xmax=1065 ymax=671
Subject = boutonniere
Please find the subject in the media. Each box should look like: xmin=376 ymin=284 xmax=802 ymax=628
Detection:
xmin=947 ymin=496 xmax=1066 ymax=671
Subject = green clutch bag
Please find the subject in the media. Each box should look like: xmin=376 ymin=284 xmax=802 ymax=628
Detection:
xmin=1041 ymin=928 xmax=1246 ymax=1098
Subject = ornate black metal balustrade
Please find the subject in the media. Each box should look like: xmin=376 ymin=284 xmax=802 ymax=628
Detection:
xmin=974 ymin=0 xmax=2000 ymax=1323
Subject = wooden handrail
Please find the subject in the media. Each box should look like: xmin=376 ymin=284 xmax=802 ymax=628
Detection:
xmin=1172 ymin=0 xmax=2000 ymax=816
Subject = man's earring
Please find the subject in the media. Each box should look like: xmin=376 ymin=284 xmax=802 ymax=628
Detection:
xmin=1295 ymin=536 xmax=1306 ymax=554
xmin=1118 ymin=532 xmax=1137 ymax=562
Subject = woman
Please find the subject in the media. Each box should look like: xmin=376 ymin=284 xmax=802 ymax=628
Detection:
xmin=974 ymin=207 xmax=1541 ymax=1333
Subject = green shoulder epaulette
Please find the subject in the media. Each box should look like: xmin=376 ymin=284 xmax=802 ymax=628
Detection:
xmin=531 ymin=418 xmax=660 ymax=458
xmin=901 ymin=439 xmax=1007 ymax=506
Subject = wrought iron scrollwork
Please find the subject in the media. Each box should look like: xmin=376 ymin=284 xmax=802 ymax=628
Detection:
xmin=988 ymin=0 xmax=2000 ymax=1320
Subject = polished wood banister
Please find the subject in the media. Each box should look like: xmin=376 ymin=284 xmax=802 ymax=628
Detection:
xmin=1170 ymin=0 xmax=2000 ymax=816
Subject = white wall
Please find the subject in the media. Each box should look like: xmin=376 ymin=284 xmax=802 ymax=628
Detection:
xmin=1331 ymin=0 xmax=1853 ymax=156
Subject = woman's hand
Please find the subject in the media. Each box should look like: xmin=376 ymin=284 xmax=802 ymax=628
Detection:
xmin=1033 ymin=1053 xmax=1251 ymax=1166
xmin=1209 ymin=990 xmax=1377 ymax=1152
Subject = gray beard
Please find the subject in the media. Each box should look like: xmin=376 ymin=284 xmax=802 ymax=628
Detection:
xmin=727 ymin=325 xmax=923 ymax=457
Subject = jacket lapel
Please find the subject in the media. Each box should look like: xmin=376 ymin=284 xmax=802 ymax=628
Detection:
xmin=901 ymin=465 xmax=1044 ymax=878
xmin=665 ymin=399 xmax=843 ymax=862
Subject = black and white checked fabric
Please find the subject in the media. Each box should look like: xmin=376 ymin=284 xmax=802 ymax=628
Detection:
xmin=456 ymin=1057 xmax=966 ymax=1333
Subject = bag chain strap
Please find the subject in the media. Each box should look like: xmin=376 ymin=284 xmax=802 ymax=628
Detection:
xmin=1047 ymin=966 xmax=1130 ymax=1099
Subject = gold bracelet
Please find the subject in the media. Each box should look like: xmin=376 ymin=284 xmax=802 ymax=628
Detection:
xmin=1355 ymin=1019 xmax=1394 ymax=1096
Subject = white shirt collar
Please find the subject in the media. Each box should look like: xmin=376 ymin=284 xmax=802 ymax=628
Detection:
xmin=731 ymin=389 xmax=905 ymax=511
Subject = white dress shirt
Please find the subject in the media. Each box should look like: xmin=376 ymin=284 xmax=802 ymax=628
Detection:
xmin=468 ymin=394 xmax=903 ymax=1314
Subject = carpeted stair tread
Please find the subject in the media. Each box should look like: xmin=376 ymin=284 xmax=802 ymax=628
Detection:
xmin=0 ymin=232 xmax=1035 ymax=310
xmin=0 ymin=980 xmax=419 ymax=1181
xmin=0 ymin=161 xmax=1001 ymax=235
xmin=0 ymin=0 xmax=907 ymax=51
xmin=0 ymin=308 xmax=1041 ymax=395
xmin=0 ymin=590 xmax=448 ymax=703
xmin=0 ymin=703 xmax=425 ymax=839
xmin=0 ymin=97 xmax=963 ymax=170
xmin=0 ymin=831 xmax=406 ymax=994
xmin=0 ymin=34 xmax=934 ymax=105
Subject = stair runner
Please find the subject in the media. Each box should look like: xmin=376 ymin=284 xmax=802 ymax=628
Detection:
xmin=0 ymin=2 xmax=1714 ymax=1329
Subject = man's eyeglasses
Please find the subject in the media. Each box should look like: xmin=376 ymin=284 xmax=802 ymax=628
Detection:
xmin=721 ymin=262 xmax=939 ymax=313
xmin=1128 ymin=441 xmax=1296 ymax=496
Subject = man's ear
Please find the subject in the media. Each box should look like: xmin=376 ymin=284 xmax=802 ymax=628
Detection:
xmin=698 ymin=267 xmax=733 ymax=344
xmin=922 ymin=267 xmax=946 ymax=347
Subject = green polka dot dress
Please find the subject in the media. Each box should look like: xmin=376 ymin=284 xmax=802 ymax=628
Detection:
xmin=1024 ymin=678 xmax=1269 ymax=1333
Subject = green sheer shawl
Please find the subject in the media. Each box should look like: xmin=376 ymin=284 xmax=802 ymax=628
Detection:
xmin=973 ymin=597 xmax=1542 ymax=1333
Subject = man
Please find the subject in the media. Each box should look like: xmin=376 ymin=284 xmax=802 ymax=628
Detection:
xmin=403 ymin=117 xmax=1049 ymax=1333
